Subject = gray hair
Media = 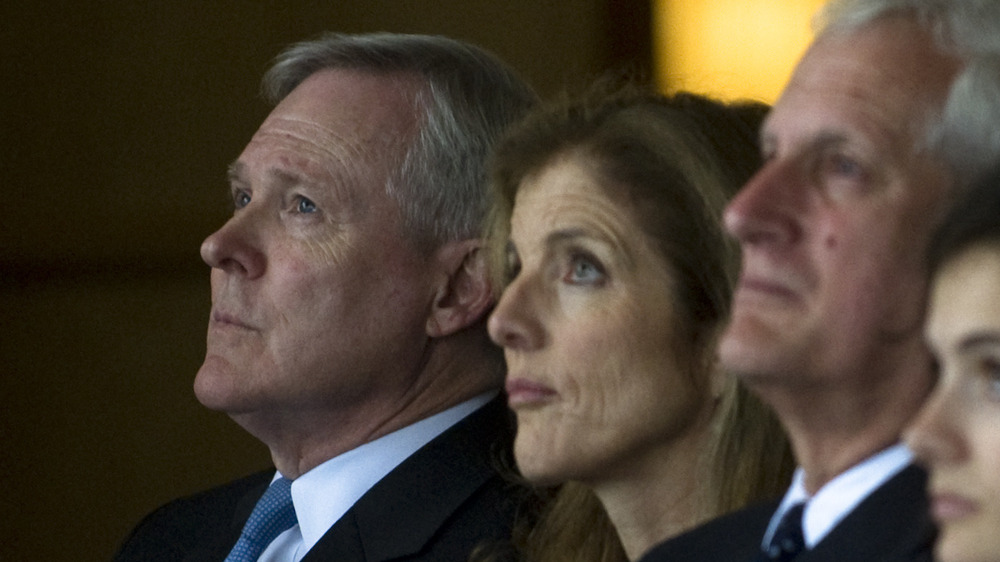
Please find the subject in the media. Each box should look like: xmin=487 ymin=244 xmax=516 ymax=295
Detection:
xmin=816 ymin=0 xmax=1000 ymax=190
xmin=261 ymin=32 xmax=538 ymax=248
xmin=934 ymin=55 xmax=1000 ymax=187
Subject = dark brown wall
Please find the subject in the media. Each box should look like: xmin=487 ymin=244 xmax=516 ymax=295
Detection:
xmin=1 ymin=1 xmax=651 ymax=560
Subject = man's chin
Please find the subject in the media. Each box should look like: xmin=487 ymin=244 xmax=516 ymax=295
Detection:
xmin=193 ymin=355 xmax=242 ymax=412
xmin=721 ymin=316 xmax=765 ymax=361
xmin=719 ymin=319 xmax=790 ymax=380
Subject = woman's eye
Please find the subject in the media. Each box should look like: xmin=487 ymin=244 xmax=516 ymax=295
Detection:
xmin=296 ymin=197 xmax=317 ymax=214
xmin=979 ymin=356 xmax=1000 ymax=400
xmin=929 ymin=353 xmax=941 ymax=383
xmin=566 ymin=254 xmax=605 ymax=286
xmin=504 ymin=253 xmax=522 ymax=284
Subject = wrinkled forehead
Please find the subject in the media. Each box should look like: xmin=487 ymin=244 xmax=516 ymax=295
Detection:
xmin=264 ymin=68 xmax=422 ymax=160
xmin=239 ymin=69 xmax=425 ymax=198
xmin=790 ymin=15 xmax=961 ymax=117
xmin=769 ymin=16 xmax=960 ymax=156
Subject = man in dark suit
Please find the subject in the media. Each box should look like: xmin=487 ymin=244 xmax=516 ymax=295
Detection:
xmin=114 ymin=32 xmax=537 ymax=561
xmin=640 ymin=1 xmax=1000 ymax=561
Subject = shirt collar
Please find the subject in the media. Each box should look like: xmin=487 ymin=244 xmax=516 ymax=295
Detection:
xmin=764 ymin=442 xmax=913 ymax=548
xmin=275 ymin=391 xmax=497 ymax=556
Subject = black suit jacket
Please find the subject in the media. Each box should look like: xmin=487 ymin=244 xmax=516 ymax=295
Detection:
xmin=638 ymin=464 xmax=936 ymax=562
xmin=114 ymin=396 xmax=520 ymax=561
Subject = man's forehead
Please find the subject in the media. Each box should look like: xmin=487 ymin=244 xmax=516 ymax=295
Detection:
xmin=265 ymin=69 xmax=422 ymax=148
xmin=235 ymin=74 xmax=416 ymax=189
xmin=802 ymin=17 xmax=959 ymax=104
xmin=764 ymin=21 xmax=958 ymax=156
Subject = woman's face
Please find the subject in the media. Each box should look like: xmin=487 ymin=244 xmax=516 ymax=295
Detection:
xmin=906 ymin=244 xmax=1000 ymax=562
xmin=487 ymin=155 xmax=715 ymax=487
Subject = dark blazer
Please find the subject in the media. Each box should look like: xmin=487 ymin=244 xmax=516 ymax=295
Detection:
xmin=638 ymin=464 xmax=936 ymax=562
xmin=114 ymin=396 xmax=520 ymax=561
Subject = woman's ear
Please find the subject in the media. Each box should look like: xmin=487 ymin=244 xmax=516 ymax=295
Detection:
xmin=426 ymin=239 xmax=495 ymax=338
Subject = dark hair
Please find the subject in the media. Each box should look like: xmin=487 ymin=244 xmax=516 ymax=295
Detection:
xmin=929 ymin=162 xmax=1000 ymax=275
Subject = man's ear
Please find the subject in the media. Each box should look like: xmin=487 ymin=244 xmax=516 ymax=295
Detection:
xmin=426 ymin=239 xmax=495 ymax=338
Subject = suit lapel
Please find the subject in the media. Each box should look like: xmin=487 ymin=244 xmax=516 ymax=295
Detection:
xmin=637 ymin=499 xmax=776 ymax=561
xmin=799 ymin=464 xmax=935 ymax=562
xmin=179 ymin=470 xmax=273 ymax=562
xmin=303 ymin=396 xmax=513 ymax=561
xmin=304 ymin=510 xmax=367 ymax=560
xmin=639 ymin=464 xmax=934 ymax=562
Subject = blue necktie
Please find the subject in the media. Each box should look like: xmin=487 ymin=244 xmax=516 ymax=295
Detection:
xmin=760 ymin=502 xmax=806 ymax=562
xmin=225 ymin=477 xmax=297 ymax=562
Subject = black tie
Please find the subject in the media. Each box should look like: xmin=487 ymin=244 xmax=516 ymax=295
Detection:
xmin=760 ymin=502 xmax=806 ymax=562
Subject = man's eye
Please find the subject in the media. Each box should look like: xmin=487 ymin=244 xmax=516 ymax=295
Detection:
xmin=297 ymin=197 xmax=317 ymax=213
xmin=234 ymin=190 xmax=251 ymax=209
xmin=828 ymin=154 xmax=864 ymax=179
xmin=815 ymin=151 xmax=873 ymax=200
xmin=759 ymin=144 xmax=777 ymax=163
xmin=820 ymin=152 xmax=869 ymax=186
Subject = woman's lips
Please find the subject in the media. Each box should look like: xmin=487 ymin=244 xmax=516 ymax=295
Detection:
xmin=505 ymin=378 xmax=557 ymax=408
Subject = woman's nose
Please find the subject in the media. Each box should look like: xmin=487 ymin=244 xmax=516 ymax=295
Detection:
xmin=488 ymin=276 xmax=545 ymax=351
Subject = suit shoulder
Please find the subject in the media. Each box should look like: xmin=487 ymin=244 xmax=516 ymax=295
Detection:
xmin=639 ymin=501 xmax=777 ymax=562
xmin=324 ymin=397 xmax=522 ymax=561
xmin=112 ymin=469 xmax=273 ymax=562
xmin=808 ymin=465 xmax=934 ymax=561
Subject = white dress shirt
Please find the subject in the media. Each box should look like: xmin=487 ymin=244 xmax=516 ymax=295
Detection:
xmin=762 ymin=443 xmax=914 ymax=549
xmin=256 ymin=391 xmax=497 ymax=562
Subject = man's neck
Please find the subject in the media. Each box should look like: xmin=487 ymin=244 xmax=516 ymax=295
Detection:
xmin=757 ymin=381 xmax=927 ymax=493
xmin=238 ymin=384 xmax=499 ymax=478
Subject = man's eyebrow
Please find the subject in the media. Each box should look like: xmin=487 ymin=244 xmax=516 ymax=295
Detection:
xmin=759 ymin=129 xmax=852 ymax=152
xmin=227 ymin=161 xmax=245 ymax=183
xmin=269 ymin=168 xmax=308 ymax=187
xmin=226 ymin=162 xmax=309 ymax=187
xmin=811 ymin=131 xmax=852 ymax=150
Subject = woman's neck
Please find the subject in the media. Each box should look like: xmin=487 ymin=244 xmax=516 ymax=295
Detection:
xmin=590 ymin=422 xmax=712 ymax=560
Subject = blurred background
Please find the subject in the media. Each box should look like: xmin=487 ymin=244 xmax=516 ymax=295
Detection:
xmin=0 ymin=1 xmax=820 ymax=559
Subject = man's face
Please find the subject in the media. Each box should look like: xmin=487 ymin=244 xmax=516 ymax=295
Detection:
xmin=194 ymin=69 xmax=439 ymax=429
xmin=719 ymin=17 xmax=959 ymax=392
